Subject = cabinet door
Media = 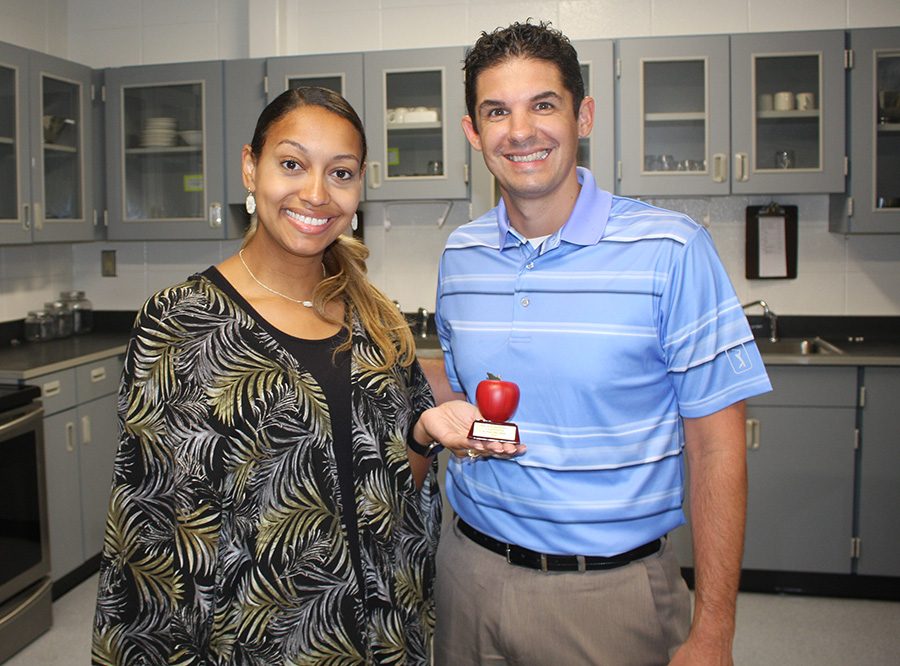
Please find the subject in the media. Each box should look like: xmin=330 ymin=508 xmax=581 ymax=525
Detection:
xmin=743 ymin=366 xmax=857 ymax=574
xmin=43 ymin=408 xmax=84 ymax=580
xmin=364 ymin=47 xmax=468 ymax=200
xmin=106 ymin=61 xmax=226 ymax=240
xmin=0 ymin=42 xmax=31 ymax=244
xmin=574 ymin=39 xmax=615 ymax=193
xmin=28 ymin=51 xmax=95 ymax=242
xmin=857 ymin=367 xmax=900 ymax=576
xmin=78 ymin=393 xmax=118 ymax=559
xmin=831 ymin=28 xmax=900 ymax=233
xmin=730 ymin=31 xmax=846 ymax=194
xmin=617 ymin=36 xmax=731 ymax=196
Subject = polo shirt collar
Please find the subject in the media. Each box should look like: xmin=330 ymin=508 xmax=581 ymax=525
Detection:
xmin=495 ymin=167 xmax=613 ymax=250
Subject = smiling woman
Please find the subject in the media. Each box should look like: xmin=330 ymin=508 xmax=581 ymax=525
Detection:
xmin=89 ymin=87 xmax=480 ymax=666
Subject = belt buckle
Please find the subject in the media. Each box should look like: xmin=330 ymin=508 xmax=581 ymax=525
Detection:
xmin=506 ymin=543 xmax=512 ymax=565
xmin=577 ymin=555 xmax=587 ymax=573
xmin=540 ymin=554 xmax=548 ymax=572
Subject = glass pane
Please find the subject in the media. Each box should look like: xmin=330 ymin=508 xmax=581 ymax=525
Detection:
xmin=0 ymin=64 xmax=17 ymax=219
xmin=287 ymin=75 xmax=343 ymax=95
xmin=754 ymin=54 xmax=821 ymax=171
xmin=42 ymin=75 xmax=82 ymax=219
xmin=876 ymin=51 xmax=900 ymax=210
xmin=385 ymin=70 xmax=443 ymax=178
xmin=642 ymin=59 xmax=707 ymax=174
xmin=122 ymin=83 xmax=204 ymax=220
xmin=577 ymin=63 xmax=590 ymax=168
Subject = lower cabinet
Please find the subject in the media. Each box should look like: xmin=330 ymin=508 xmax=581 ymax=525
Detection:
xmin=743 ymin=365 xmax=857 ymax=574
xmin=857 ymin=367 xmax=900 ymax=577
xmin=37 ymin=355 xmax=122 ymax=582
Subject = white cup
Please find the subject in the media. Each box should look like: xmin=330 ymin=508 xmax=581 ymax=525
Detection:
xmin=757 ymin=94 xmax=774 ymax=111
xmin=796 ymin=91 xmax=816 ymax=111
xmin=774 ymin=91 xmax=795 ymax=111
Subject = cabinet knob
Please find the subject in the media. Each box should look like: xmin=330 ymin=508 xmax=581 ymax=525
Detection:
xmin=368 ymin=162 xmax=382 ymax=189
xmin=745 ymin=418 xmax=760 ymax=450
xmin=208 ymin=202 xmax=223 ymax=228
xmin=712 ymin=154 xmax=727 ymax=183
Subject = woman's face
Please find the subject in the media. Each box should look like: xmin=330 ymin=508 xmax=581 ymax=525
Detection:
xmin=242 ymin=104 xmax=364 ymax=259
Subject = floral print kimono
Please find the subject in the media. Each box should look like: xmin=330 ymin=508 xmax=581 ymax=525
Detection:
xmin=92 ymin=274 xmax=440 ymax=665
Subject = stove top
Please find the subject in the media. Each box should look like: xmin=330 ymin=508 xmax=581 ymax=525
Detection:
xmin=0 ymin=384 xmax=41 ymax=413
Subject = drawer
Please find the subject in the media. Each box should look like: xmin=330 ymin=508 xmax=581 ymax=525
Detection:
xmin=33 ymin=369 xmax=78 ymax=416
xmin=76 ymin=355 xmax=125 ymax=403
xmin=750 ymin=365 xmax=858 ymax=408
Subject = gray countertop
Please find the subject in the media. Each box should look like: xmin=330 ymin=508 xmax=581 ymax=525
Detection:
xmin=0 ymin=333 xmax=131 ymax=381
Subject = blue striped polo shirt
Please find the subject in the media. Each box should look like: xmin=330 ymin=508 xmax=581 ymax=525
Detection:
xmin=436 ymin=167 xmax=771 ymax=556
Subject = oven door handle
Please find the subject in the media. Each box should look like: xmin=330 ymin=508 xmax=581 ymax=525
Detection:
xmin=0 ymin=404 xmax=43 ymax=436
xmin=0 ymin=577 xmax=52 ymax=629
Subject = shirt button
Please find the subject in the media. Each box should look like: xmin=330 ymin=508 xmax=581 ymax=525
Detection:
xmin=520 ymin=297 xmax=530 ymax=307
xmin=525 ymin=262 xmax=535 ymax=270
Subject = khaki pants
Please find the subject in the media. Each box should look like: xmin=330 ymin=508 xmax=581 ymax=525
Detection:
xmin=434 ymin=519 xmax=691 ymax=666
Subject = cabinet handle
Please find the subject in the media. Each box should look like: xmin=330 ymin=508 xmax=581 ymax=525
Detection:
xmin=745 ymin=418 xmax=760 ymax=450
xmin=65 ymin=422 xmax=76 ymax=452
xmin=81 ymin=414 xmax=92 ymax=445
xmin=90 ymin=366 xmax=107 ymax=382
xmin=734 ymin=153 xmax=749 ymax=182
xmin=712 ymin=153 xmax=727 ymax=183
xmin=463 ymin=163 xmax=470 ymax=184
xmin=33 ymin=202 xmax=43 ymax=230
xmin=208 ymin=202 xmax=223 ymax=228
xmin=368 ymin=162 xmax=382 ymax=189
xmin=42 ymin=380 xmax=61 ymax=397
xmin=22 ymin=203 xmax=31 ymax=230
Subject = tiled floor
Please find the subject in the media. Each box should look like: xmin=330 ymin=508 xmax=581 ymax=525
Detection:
xmin=5 ymin=573 xmax=900 ymax=664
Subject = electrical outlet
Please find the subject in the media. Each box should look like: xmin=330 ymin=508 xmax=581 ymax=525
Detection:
xmin=101 ymin=250 xmax=117 ymax=277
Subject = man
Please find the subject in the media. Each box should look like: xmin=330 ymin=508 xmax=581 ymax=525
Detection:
xmin=426 ymin=21 xmax=772 ymax=665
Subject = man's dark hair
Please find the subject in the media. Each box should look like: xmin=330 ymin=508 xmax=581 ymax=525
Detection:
xmin=463 ymin=20 xmax=584 ymax=132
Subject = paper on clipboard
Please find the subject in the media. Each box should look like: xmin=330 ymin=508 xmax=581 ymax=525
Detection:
xmin=758 ymin=215 xmax=788 ymax=278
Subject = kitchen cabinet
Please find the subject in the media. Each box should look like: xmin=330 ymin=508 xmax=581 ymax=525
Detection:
xmin=0 ymin=42 xmax=96 ymax=245
xmin=35 ymin=355 xmax=122 ymax=582
xmin=743 ymin=366 xmax=857 ymax=574
xmin=363 ymin=47 xmax=468 ymax=201
xmin=856 ymin=367 xmax=900 ymax=577
xmin=575 ymin=39 xmax=616 ymax=192
xmin=617 ymin=32 xmax=846 ymax=196
xmin=830 ymin=28 xmax=900 ymax=233
xmin=105 ymin=61 xmax=240 ymax=240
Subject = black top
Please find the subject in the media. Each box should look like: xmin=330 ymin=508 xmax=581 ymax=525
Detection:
xmin=203 ymin=267 xmax=362 ymax=592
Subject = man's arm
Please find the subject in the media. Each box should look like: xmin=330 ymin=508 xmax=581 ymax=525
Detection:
xmin=671 ymin=400 xmax=747 ymax=666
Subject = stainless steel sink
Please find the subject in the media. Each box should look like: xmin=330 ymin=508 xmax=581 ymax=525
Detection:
xmin=755 ymin=337 xmax=844 ymax=356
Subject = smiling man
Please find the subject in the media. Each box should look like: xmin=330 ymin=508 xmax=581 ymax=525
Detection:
xmin=430 ymin=21 xmax=772 ymax=666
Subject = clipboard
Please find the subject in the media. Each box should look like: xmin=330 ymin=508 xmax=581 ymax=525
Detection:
xmin=745 ymin=202 xmax=797 ymax=280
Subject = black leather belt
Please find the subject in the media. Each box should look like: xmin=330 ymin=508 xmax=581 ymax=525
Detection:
xmin=457 ymin=518 xmax=661 ymax=572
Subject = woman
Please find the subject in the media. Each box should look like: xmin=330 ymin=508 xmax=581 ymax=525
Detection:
xmin=92 ymin=87 xmax=476 ymax=665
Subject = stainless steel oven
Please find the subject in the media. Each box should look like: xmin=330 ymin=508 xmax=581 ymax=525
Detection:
xmin=0 ymin=384 xmax=52 ymax=663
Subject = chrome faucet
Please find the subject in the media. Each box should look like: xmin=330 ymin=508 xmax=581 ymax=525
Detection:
xmin=742 ymin=300 xmax=778 ymax=342
xmin=416 ymin=307 xmax=430 ymax=338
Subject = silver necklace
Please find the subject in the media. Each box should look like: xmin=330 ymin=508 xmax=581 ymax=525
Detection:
xmin=238 ymin=249 xmax=320 ymax=308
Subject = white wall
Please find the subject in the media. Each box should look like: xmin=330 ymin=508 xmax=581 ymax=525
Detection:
xmin=2 ymin=0 xmax=900 ymax=323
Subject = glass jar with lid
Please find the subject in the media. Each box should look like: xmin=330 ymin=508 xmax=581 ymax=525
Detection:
xmin=60 ymin=290 xmax=93 ymax=334
xmin=45 ymin=299 xmax=74 ymax=338
xmin=24 ymin=310 xmax=55 ymax=342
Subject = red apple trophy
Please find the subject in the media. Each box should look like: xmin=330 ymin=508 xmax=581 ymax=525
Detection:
xmin=467 ymin=373 xmax=520 ymax=443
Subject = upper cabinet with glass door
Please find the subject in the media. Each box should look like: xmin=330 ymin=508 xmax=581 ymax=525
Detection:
xmin=105 ymin=61 xmax=230 ymax=240
xmin=617 ymin=36 xmax=732 ymax=196
xmin=831 ymin=28 xmax=900 ymax=233
xmin=731 ymin=31 xmax=845 ymax=194
xmin=0 ymin=43 xmax=94 ymax=244
xmin=364 ymin=47 xmax=467 ymax=200
xmin=573 ymin=39 xmax=615 ymax=194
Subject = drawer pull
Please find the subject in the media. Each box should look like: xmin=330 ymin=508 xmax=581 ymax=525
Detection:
xmin=81 ymin=414 xmax=92 ymax=445
xmin=65 ymin=422 xmax=76 ymax=452
xmin=90 ymin=367 xmax=107 ymax=382
xmin=43 ymin=380 xmax=61 ymax=397
xmin=745 ymin=418 xmax=760 ymax=450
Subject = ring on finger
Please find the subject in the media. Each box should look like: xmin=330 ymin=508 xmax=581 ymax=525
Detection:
xmin=466 ymin=448 xmax=480 ymax=459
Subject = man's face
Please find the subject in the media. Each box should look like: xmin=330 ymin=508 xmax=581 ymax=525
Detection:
xmin=462 ymin=57 xmax=593 ymax=206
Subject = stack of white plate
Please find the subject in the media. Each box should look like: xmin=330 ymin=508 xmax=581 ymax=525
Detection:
xmin=141 ymin=117 xmax=177 ymax=147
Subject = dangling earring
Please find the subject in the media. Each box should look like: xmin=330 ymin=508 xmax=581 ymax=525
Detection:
xmin=245 ymin=190 xmax=256 ymax=215
xmin=350 ymin=213 xmax=358 ymax=231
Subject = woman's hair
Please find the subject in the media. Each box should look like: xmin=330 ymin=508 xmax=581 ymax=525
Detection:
xmin=243 ymin=87 xmax=415 ymax=371
xmin=463 ymin=20 xmax=584 ymax=132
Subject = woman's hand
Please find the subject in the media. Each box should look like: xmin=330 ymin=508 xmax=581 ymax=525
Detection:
xmin=417 ymin=400 xmax=526 ymax=459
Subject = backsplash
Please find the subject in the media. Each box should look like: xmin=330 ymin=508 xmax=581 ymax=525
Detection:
xmin=2 ymin=193 xmax=900 ymax=325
